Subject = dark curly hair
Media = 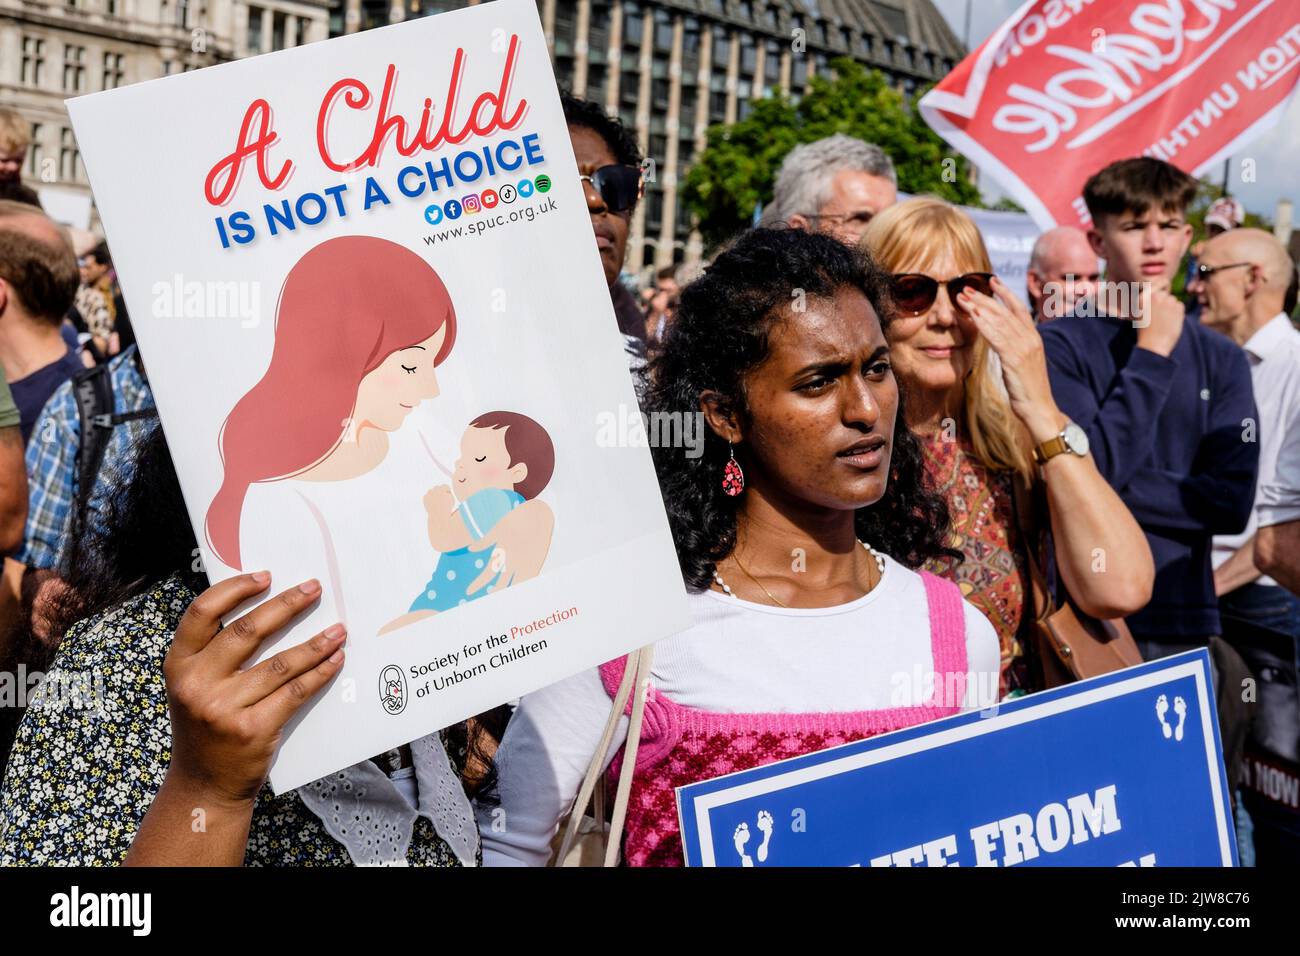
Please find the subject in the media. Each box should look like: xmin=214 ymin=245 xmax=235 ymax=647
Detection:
xmin=560 ymin=93 xmax=643 ymax=171
xmin=643 ymin=227 xmax=956 ymax=592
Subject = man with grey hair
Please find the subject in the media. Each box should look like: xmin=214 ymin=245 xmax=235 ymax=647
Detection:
xmin=761 ymin=133 xmax=897 ymax=245
xmin=1026 ymin=226 xmax=1101 ymax=323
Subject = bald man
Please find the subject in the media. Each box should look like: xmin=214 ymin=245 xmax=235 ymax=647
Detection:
xmin=1027 ymin=226 xmax=1101 ymax=323
xmin=1191 ymin=227 xmax=1300 ymax=766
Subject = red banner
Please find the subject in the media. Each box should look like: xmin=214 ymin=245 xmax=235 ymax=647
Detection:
xmin=919 ymin=0 xmax=1300 ymax=228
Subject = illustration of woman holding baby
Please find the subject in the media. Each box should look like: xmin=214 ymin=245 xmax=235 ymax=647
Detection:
xmin=206 ymin=234 xmax=555 ymax=641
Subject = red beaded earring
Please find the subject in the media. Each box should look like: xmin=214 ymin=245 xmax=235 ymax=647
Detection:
xmin=722 ymin=443 xmax=745 ymax=496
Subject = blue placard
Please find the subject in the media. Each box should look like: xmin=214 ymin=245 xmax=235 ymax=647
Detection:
xmin=676 ymin=650 xmax=1236 ymax=867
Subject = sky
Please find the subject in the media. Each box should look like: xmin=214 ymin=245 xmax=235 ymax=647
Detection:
xmin=929 ymin=0 xmax=1300 ymax=222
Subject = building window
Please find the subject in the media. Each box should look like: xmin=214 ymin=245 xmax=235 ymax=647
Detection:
xmin=624 ymin=5 xmax=643 ymax=47
xmin=739 ymin=34 xmax=756 ymax=75
xmin=555 ymin=0 xmax=576 ymax=56
xmin=653 ymin=9 xmax=673 ymax=51
xmin=738 ymin=1 xmax=752 ymax=22
xmin=764 ymin=40 xmax=779 ymax=82
xmin=764 ymin=5 xmax=778 ymax=30
xmin=646 ymin=185 xmax=663 ymax=230
xmin=176 ymin=0 xmax=190 ymax=28
xmin=651 ymin=78 xmax=669 ymax=110
xmin=587 ymin=65 xmax=607 ymax=105
xmin=683 ymin=16 xmax=700 ymax=61
xmin=554 ymin=58 xmax=573 ymax=90
xmin=679 ymin=85 xmax=697 ymax=124
xmin=712 ymin=31 xmax=729 ymax=66
xmin=248 ymin=6 xmax=264 ymax=51
xmin=22 ymin=37 xmax=46 ymax=87
xmin=63 ymin=45 xmax=86 ymax=93
xmin=272 ymin=10 xmax=286 ymax=50
xmin=59 ymin=127 xmax=80 ymax=182
xmin=27 ymin=124 xmax=43 ymax=178
xmin=102 ymin=52 xmax=125 ymax=89
xmin=107 ymin=0 xmax=119 ymax=13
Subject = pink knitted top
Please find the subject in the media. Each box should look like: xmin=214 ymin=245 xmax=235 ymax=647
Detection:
xmin=597 ymin=570 xmax=969 ymax=867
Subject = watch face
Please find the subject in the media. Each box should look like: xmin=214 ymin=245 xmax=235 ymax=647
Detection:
xmin=1063 ymin=423 xmax=1090 ymax=456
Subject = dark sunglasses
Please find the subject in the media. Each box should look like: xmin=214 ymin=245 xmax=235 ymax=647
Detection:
xmin=1194 ymin=261 xmax=1253 ymax=280
xmin=889 ymin=272 xmax=995 ymax=316
xmin=579 ymin=164 xmax=644 ymax=213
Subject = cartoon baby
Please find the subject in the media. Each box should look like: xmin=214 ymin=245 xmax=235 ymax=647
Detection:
xmin=382 ymin=411 xmax=555 ymax=634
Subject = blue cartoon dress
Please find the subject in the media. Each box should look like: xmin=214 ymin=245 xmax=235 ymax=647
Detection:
xmin=409 ymin=487 xmax=526 ymax=612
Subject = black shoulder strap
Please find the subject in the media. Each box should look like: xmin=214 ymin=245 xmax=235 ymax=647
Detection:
xmin=71 ymin=362 xmax=157 ymax=539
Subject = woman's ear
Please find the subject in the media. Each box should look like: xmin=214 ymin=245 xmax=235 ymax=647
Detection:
xmin=699 ymin=391 xmax=742 ymax=444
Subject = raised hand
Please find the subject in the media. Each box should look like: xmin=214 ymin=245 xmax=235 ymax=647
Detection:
xmin=164 ymin=572 xmax=346 ymax=806
xmin=957 ymin=275 xmax=1065 ymax=445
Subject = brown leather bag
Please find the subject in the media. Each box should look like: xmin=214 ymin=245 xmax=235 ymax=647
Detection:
xmin=1011 ymin=475 xmax=1142 ymax=688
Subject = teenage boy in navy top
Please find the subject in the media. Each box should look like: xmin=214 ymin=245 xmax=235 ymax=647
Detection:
xmin=1040 ymin=158 xmax=1259 ymax=661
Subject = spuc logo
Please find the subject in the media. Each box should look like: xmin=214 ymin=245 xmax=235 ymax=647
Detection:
xmin=380 ymin=665 xmax=407 ymax=715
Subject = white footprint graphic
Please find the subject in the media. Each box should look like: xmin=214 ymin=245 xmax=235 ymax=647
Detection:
xmin=1173 ymin=696 xmax=1187 ymax=742
xmin=1155 ymin=694 xmax=1172 ymax=738
xmin=755 ymin=810 xmax=774 ymax=863
xmin=734 ymin=822 xmax=754 ymax=867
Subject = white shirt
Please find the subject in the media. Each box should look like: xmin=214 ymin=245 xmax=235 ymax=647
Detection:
xmin=1212 ymin=313 xmax=1300 ymax=585
xmin=477 ymin=555 xmax=1000 ymax=866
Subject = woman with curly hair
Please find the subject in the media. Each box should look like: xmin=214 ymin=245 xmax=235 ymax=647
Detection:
xmin=479 ymin=228 xmax=1000 ymax=867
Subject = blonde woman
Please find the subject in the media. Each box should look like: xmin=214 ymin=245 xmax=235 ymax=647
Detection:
xmin=862 ymin=197 xmax=1153 ymax=696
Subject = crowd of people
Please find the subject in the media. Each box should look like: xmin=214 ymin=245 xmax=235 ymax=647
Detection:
xmin=0 ymin=94 xmax=1297 ymax=867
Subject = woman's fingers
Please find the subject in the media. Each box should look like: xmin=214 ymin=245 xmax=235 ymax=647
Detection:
xmin=253 ymin=644 xmax=347 ymax=729
xmin=172 ymin=571 xmax=273 ymax=659
xmin=989 ymin=276 xmax=1034 ymax=323
xmin=236 ymin=623 xmax=347 ymax=707
xmin=204 ymin=579 xmax=324 ymax=671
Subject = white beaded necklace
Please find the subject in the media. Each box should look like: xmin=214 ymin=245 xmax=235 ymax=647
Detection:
xmin=712 ymin=541 xmax=887 ymax=607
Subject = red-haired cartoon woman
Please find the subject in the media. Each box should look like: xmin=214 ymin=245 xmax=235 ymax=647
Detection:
xmin=205 ymin=235 xmax=554 ymax=639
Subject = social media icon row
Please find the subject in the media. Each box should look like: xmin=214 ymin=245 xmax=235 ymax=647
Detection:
xmin=424 ymin=175 xmax=552 ymax=225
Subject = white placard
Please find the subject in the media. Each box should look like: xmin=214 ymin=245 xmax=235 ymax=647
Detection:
xmin=68 ymin=0 xmax=689 ymax=792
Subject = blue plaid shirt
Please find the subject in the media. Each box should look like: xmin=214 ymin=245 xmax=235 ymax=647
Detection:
xmin=18 ymin=347 xmax=153 ymax=569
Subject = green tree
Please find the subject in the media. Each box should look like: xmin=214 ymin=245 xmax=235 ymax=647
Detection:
xmin=682 ymin=58 xmax=981 ymax=250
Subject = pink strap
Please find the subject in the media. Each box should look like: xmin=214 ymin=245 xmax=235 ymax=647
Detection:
xmin=919 ymin=570 xmax=968 ymax=709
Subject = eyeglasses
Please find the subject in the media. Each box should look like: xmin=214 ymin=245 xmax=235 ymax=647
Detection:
xmin=579 ymin=164 xmax=644 ymax=214
xmin=889 ymin=272 xmax=995 ymax=316
xmin=806 ymin=210 xmax=875 ymax=228
xmin=1195 ymin=261 xmax=1253 ymax=280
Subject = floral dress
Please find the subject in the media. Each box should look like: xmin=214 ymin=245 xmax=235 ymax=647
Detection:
xmin=0 ymin=574 xmax=477 ymax=866
xmin=920 ymin=433 xmax=1030 ymax=697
